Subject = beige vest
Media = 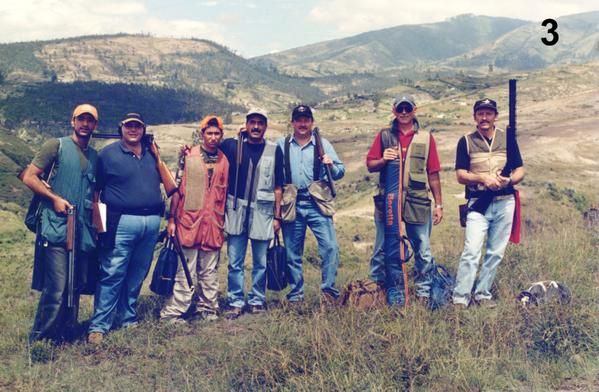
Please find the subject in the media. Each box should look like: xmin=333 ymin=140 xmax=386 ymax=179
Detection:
xmin=465 ymin=128 xmax=507 ymax=193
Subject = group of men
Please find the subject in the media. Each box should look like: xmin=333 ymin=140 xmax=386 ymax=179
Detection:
xmin=22 ymin=94 xmax=523 ymax=345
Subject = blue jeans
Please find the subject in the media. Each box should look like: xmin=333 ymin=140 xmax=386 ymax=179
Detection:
xmin=282 ymin=199 xmax=340 ymax=301
xmin=384 ymin=192 xmax=434 ymax=304
xmin=226 ymin=233 xmax=268 ymax=308
xmin=369 ymin=206 xmax=385 ymax=283
xmin=89 ymin=214 xmax=161 ymax=334
xmin=453 ymin=197 xmax=515 ymax=305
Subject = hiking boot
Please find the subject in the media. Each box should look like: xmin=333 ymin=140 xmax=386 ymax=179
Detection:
xmin=162 ymin=317 xmax=188 ymax=326
xmin=476 ymin=299 xmax=498 ymax=309
xmin=223 ymin=306 xmax=242 ymax=320
xmin=320 ymin=292 xmax=338 ymax=311
xmin=249 ymin=304 xmax=267 ymax=315
xmin=87 ymin=332 xmax=104 ymax=345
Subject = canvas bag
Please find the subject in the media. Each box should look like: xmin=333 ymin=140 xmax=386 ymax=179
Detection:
xmin=149 ymin=237 xmax=179 ymax=296
xmin=340 ymin=279 xmax=386 ymax=310
xmin=266 ymin=233 xmax=288 ymax=291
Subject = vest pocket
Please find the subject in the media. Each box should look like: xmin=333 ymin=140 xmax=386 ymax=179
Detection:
xmin=404 ymin=173 xmax=431 ymax=224
xmin=409 ymin=145 xmax=426 ymax=173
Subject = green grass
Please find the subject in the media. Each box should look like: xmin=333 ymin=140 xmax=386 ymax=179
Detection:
xmin=0 ymin=185 xmax=597 ymax=391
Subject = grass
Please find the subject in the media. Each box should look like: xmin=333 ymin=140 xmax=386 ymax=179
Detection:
xmin=0 ymin=184 xmax=597 ymax=391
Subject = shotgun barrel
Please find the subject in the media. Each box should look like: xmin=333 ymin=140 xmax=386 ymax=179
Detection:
xmin=312 ymin=127 xmax=337 ymax=198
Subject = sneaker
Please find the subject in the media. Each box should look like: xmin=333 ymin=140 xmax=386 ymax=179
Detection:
xmin=223 ymin=306 xmax=242 ymax=320
xmin=87 ymin=332 xmax=104 ymax=345
xmin=476 ymin=299 xmax=498 ymax=309
xmin=249 ymin=304 xmax=267 ymax=314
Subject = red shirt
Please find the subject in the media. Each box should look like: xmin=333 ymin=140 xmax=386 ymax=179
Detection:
xmin=366 ymin=130 xmax=441 ymax=174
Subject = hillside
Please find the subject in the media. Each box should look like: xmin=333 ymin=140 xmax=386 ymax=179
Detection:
xmin=0 ymin=34 xmax=324 ymax=109
xmin=255 ymin=12 xmax=599 ymax=76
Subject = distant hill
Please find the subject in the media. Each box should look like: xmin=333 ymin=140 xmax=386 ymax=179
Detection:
xmin=447 ymin=11 xmax=599 ymax=71
xmin=255 ymin=12 xmax=599 ymax=75
xmin=254 ymin=14 xmax=528 ymax=75
xmin=0 ymin=34 xmax=324 ymax=109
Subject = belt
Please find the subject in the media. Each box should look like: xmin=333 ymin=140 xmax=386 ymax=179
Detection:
xmin=111 ymin=204 xmax=164 ymax=216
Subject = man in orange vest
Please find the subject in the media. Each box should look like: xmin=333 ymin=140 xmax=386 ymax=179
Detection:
xmin=160 ymin=115 xmax=229 ymax=323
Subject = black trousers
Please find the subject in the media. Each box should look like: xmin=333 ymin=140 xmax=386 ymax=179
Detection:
xmin=29 ymin=245 xmax=79 ymax=343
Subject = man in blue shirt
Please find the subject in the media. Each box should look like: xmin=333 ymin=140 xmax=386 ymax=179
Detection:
xmin=88 ymin=113 xmax=176 ymax=344
xmin=277 ymin=105 xmax=345 ymax=308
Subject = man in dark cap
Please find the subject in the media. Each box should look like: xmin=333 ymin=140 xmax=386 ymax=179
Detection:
xmin=21 ymin=104 xmax=99 ymax=343
xmin=452 ymin=98 xmax=525 ymax=309
xmin=366 ymin=94 xmax=443 ymax=307
xmin=277 ymin=105 xmax=345 ymax=308
xmin=88 ymin=113 xmax=176 ymax=344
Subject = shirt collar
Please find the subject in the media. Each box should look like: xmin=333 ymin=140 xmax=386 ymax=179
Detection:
xmin=119 ymin=140 xmax=146 ymax=155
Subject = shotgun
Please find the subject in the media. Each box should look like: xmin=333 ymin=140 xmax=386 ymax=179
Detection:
xmin=469 ymin=79 xmax=518 ymax=214
xmin=66 ymin=206 xmax=76 ymax=308
xmin=312 ymin=127 xmax=337 ymax=198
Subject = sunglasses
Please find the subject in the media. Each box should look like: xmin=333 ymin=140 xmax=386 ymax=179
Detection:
xmin=396 ymin=104 xmax=413 ymax=113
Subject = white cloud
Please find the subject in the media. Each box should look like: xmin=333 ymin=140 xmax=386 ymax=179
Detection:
xmin=310 ymin=0 xmax=599 ymax=34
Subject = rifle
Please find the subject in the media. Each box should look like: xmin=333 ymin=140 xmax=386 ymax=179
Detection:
xmin=233 ymin=130 xmax=246 ymax=210
xmin=469 ymin=79 xmax=518 ymax=214
xmin=66 ymin=206 xmax=76 ymax=309
xmin=312 ymin=127 xmax=337 ymax=198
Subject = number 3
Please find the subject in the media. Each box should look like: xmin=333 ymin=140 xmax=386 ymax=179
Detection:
xmin=541 ymin=18 xmax=559 ymax=46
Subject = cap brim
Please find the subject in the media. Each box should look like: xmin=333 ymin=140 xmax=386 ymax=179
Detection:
xmin=123 ymin=118 xmax=145 ymax=125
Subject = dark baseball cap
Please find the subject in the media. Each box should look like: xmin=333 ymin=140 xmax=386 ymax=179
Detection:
xmin=121 ymin=112 xmax=145 ymax=125
xmin=473 ymin=98 xmax=498 ymax=113
xmin=291 ymin=105 xmax=313 ymax=121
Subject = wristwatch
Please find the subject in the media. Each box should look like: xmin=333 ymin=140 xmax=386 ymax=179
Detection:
xmin=435 ymin=204 xmax=443 ymax=209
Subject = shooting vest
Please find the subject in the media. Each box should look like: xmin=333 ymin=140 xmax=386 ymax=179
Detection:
xmin=39 ymin=136 xmax=97 ymax=252
xmin=464 ymin=128 xmax=507 ymax=195
xmin=380 ymin=126 xmax=431 ymax=224
xmin=224 ymin=141 xmax=276 ymax=241
xmin=175 ymin=146 xmax=229 ymax=251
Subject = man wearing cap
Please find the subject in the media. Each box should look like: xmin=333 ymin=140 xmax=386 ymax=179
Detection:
xmin=160 ymin=115 xmax=229 ymax=323
xmin=21 ymin=104 xmax=99 ymax=342
xmin=88 ymin=113 xmax=176 ymax=344
xmin=218 ymin=108 xmax=284 ymax=319
xmin=366 ymin=94 xmax=443 ymax=307
xmin=276 ymin=105 xmax=345 ymax=307
xmin=452 ymin=98 xmax=524 ymax=308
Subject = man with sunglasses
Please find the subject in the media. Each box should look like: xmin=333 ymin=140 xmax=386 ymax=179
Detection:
xmin=366 ymin=94 xmax=443 ymax=307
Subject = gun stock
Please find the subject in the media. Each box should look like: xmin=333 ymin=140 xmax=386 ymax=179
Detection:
xmin=312 ymin=127 xmax=337 ymax=198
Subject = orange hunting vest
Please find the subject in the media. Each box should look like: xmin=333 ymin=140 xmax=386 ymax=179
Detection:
xmin=175 ymin=146 xmax=229 ymax=251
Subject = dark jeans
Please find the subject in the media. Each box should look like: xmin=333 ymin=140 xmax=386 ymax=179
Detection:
xmin=30 ymin=245 xmax=79 ymax=343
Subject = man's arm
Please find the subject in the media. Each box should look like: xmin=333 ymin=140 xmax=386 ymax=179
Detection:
xmin=428 ymin=171 xmax=443 ymax=225
xmin=21 ymin=164 xmax=72 ymax=214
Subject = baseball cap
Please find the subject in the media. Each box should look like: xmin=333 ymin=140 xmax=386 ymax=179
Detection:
xmin=72 ymin=104 xmax=98 ymax=121
xmin=393 ymin=94 xmax=416 ymax=109
xmin=246 ymin=107 xmax=268 ymax=121
xmin=200 ymin=115 xmax=224 ymax=131
xmin=121 ymin=112 xmax=145 ymax=126
xmin=473 ymin=98 xmax=498 ymax=113
xmin=291 ymin=105 xmax=313 ymax=121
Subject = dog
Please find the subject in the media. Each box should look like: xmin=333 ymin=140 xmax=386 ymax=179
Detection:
xmin=516 ymin=281 xmax=571 ymax=307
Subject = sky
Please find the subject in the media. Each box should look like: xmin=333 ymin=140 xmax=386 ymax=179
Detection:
xmin=0 ymin=0 xmax=597 ymax=57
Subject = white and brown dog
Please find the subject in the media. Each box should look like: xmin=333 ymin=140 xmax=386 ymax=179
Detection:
xmin=516 ymin=281 xmax=571 ymax=306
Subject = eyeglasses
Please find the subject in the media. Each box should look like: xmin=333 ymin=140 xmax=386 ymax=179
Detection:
xmin=396 ymin=104 xmax=413 ymax=113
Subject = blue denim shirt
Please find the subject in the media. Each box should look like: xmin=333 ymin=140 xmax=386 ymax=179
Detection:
xmin=276 ymin=133 xmax=345 ymax=191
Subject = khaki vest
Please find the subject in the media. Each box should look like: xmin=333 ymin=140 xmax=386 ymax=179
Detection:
xmin=381 ymin=127 xmax=431 ymax=224
xmin=175 ymin=146 xmax=229 ymax=251
xmin=224 ymin=141 xmax=276 ymax=241
xmin=465 ymin=128 xmax=507 ymax=193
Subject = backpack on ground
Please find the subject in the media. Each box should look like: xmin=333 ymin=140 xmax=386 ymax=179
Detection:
xmin=340 ymin=279 xmax=386 ymax=310
xmin=428 ymin=260 xmax=455 ymax=311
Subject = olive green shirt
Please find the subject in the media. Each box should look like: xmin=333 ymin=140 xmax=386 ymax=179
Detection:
xmin=32 ymin=138 xmax=89 ymax=172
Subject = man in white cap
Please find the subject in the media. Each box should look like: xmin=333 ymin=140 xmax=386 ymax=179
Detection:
xmin=219 ymin=108 xmax=284 ymax=319
xmin=21 ymin=103 xmax=100 ymax=343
